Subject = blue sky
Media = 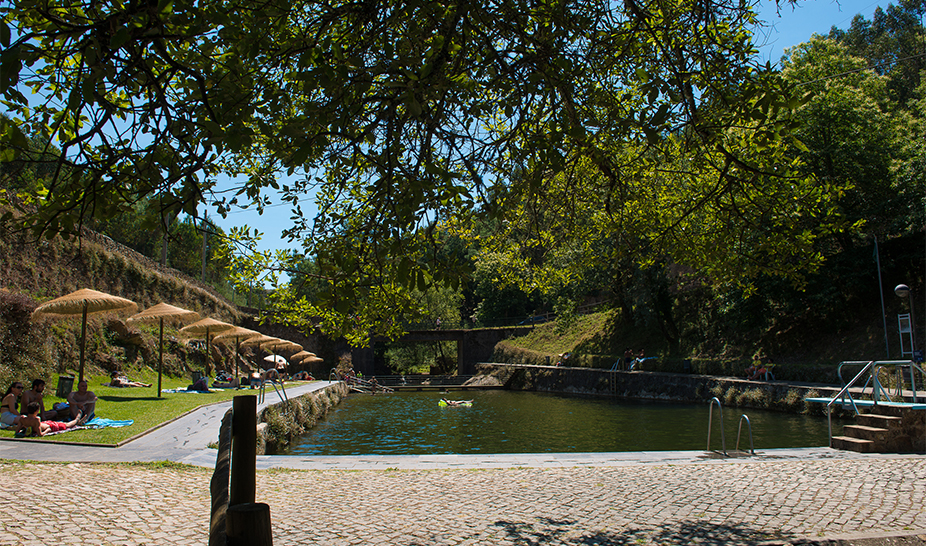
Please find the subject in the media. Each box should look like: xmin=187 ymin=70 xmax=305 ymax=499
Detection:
xmin=209 ymin=0 xmax=893 ymax=256
xmin=756 ymin=0 xmax=890 ymax=64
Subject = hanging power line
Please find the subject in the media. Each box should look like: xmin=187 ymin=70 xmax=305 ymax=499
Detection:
xmin=797 ymin=51 xmax=926 ymax=86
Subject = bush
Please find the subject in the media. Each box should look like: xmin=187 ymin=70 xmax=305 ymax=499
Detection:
xmin=0 ymin=290 xmax=45 ymax=388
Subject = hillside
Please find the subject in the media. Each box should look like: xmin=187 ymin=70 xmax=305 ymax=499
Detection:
xmin=496 ymin=293 xmax=905 ymax=384
xmin=0 ymin=224 xmax=243 ymax=388
xmin=1 ymin=212 xmax=922 ymax=390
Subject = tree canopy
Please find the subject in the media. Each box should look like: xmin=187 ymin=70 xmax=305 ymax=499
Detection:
xmin=2 ymin=0 xmax=845 ymax=341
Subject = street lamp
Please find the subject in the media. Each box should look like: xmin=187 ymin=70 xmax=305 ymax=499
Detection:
xmin=895 ymin=284 xmax=918 ymax=357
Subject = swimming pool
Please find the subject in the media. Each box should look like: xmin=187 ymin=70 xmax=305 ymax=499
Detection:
xmin=276 ymin=390 xmax=841 ymax=456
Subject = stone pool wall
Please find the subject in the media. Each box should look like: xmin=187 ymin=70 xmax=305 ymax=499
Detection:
xmin=256 ymin=382 xmax=349 ymax=454
xmin=472 ymin=363 xmax=854 ymax=416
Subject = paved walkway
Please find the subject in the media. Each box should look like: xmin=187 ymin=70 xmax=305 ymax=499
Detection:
xmin=0 ymin=381 xmax=925 ymax=545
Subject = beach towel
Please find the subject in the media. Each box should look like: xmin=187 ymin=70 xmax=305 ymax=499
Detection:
xmin=8 ymin=417 xmax=134 ymax=438
xmin=161 ymin=388 xmax=219 ymax=393
xmin=81 ymin=417 xmax=134 ymax=428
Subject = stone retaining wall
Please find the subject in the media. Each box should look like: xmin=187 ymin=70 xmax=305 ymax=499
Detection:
xmin=473 ymin=363 xmax=854 ymax=416
xmin=256 ymin=382 xmax=349 ymax=454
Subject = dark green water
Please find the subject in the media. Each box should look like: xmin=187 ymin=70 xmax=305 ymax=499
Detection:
xmin=279 ymin=391 xmax=840 ymax=456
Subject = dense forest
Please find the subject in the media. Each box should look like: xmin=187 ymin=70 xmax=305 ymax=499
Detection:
xmin=2 ymin=0 xmax=926 ymax=375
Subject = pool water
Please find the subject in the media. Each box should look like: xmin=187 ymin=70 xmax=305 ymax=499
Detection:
xmin=277 ymin=390 xmax=840 ymax=456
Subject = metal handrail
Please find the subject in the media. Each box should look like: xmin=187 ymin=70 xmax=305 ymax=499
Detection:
xmin=838 ymin=359 xmax=925 ymax=404
xmin=826 ymin=361 xmax=875 ymax=446
xmin=328 ymin=369 xmax=395 ymax=393
xmin=867 ymin=360 xmax=918 ymax=403
xmin=825 ymin=359 xmax=924 ymax=447
xmin=706 ymin=397 xmax=727 ymax=456
xmin=736 ymin=414 xmax=754 ymax=455
xmin=874 ymin=361 xmax=926 ymax=403
xmin=823 ymin=359 xmax=926 ymax=449
xmin=258 ymin=379 xmax=287 ymax=405
xmin=837 ymin=360 xmax=875 ymax=396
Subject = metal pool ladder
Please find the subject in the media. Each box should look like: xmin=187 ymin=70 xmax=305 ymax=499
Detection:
xmin=736 ymin=414 xmax=755 ymax=455
xmin=707 ymin=397 xmax=727 ymax=455
xmin=258 ymin=379 xmax=288 ymax=405
xmin=707 ymin=397 xmax=755 ymax=456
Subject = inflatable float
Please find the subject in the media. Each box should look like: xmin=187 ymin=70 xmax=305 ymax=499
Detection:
xmin=439 ymin=399 xmax=473 ymax=407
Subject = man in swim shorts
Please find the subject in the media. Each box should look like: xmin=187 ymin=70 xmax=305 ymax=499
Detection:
xmin=16 ymin=402 xmax=82 ymax=437
xmin=21 ymin=379 xmax=57 ymax=420
xmin=67 ymin=380 xmax=97 ymax=424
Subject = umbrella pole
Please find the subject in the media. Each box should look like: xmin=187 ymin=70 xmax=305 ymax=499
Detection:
xmin=78 ymin=302 xmax=88 ymax=383
xmin=158 ymin=318 xmax=164 ymax=398
xmin=235 ymin=337 xmax=240 ymax=389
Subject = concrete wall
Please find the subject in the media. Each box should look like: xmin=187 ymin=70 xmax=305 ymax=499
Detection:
xmin=474 ymin=363 xmax=854 ymax=417
xmin=255 ymin=382 xmax=349 ymax=454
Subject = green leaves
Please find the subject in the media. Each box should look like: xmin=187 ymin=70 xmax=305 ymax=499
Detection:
xmin=1 ymin=0 xmax=833 ymax=340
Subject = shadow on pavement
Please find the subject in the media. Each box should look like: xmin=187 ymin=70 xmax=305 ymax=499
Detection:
xmin=482 ymin=517 xmax=798 ymax=545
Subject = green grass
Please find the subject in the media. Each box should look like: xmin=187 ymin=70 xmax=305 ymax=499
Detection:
xmin=1 ymin=368 xmax=309 ymax=445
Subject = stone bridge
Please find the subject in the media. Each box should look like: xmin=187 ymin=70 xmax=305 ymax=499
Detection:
xmin=351 ymin=326 xmax=534 ymax=376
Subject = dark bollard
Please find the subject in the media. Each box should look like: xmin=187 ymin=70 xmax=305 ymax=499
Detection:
xmin=227 ymin=503 xmax=273 ymax=546
xmin=229 ymin=395 xmax=256 ymax=506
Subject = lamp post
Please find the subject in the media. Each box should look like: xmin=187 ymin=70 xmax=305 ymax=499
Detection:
xmin=895 ymin=284 xmax=917 ymax=356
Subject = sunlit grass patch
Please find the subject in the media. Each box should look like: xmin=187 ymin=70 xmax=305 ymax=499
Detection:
xmin=0 ymin=369 xmax=294 ymax=445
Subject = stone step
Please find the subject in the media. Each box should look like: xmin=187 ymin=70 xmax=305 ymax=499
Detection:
xmin=842 ymin=424 xmax=888 ymax=442
xmin=831 ymin=436 xmax=875 ymax=453
xmin=858 ymin=413 xmax=903 ymax=429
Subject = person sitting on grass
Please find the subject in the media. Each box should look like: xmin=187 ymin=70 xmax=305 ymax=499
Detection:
xmin=187 ymin=376 xmax=210 ymax=392
xmin=21 ymin=379 xmax=57 ymax=420
xmin=15 ymin=402 xmax=82 ymax=437
xmin=67 ymin=380 xmax=97 ymax=424
xmin=1 ymin=382 xmax=24 ymax=428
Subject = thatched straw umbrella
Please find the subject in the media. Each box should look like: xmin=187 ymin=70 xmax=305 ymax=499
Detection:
xmin=239 ymin=335 xmax=280 ymax=372
xmin=289 ymin=350 xmax=315 ymax=363
xmin=289 ymin=350 xmax=316 ymax=374
xmin=261 ymin=339 xmax=303 ymax=353
xmin=127 ymin=303 xmax=200 ymax=397
xmin=239 ymin=335 xmax=280 ymax=349
xmin=32 ymin=288 xmax=137 ymax=383
xmin=179 ymin=318 xmax=235 ymax=376
xmin=261 ymin=340 xmax=301 ymax=370
xmin=213 ymin=327 xmax=261 ymax=382
xmin=301 ymin=354 xmax=323 ymax=369
xmin=258 ymin=339 xmax=298 ymax=374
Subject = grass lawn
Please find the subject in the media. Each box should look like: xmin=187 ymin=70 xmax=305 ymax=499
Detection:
xmin=0 ymin=369 xmax=297 ymax=445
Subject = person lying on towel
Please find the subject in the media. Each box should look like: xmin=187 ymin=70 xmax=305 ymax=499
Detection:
xmin=15 ymin=402 xmax=82 ymax=437
xmin=109 ymin=371 xmax=152 ymax=388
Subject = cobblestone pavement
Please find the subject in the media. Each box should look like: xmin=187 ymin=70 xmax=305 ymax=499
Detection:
xmin=2 ymin=456 xmax=925 ymax=545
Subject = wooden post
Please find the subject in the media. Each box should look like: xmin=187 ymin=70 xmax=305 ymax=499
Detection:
xmin=78 ymin=302 xmax=88 ymax=383
xmin=229 ymin=395 xmax=256 ymax=506
xmin=209 ymin=409 xmax=233 ymax=546
xmin=227 ymin=503 xmax=272 ymax=546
